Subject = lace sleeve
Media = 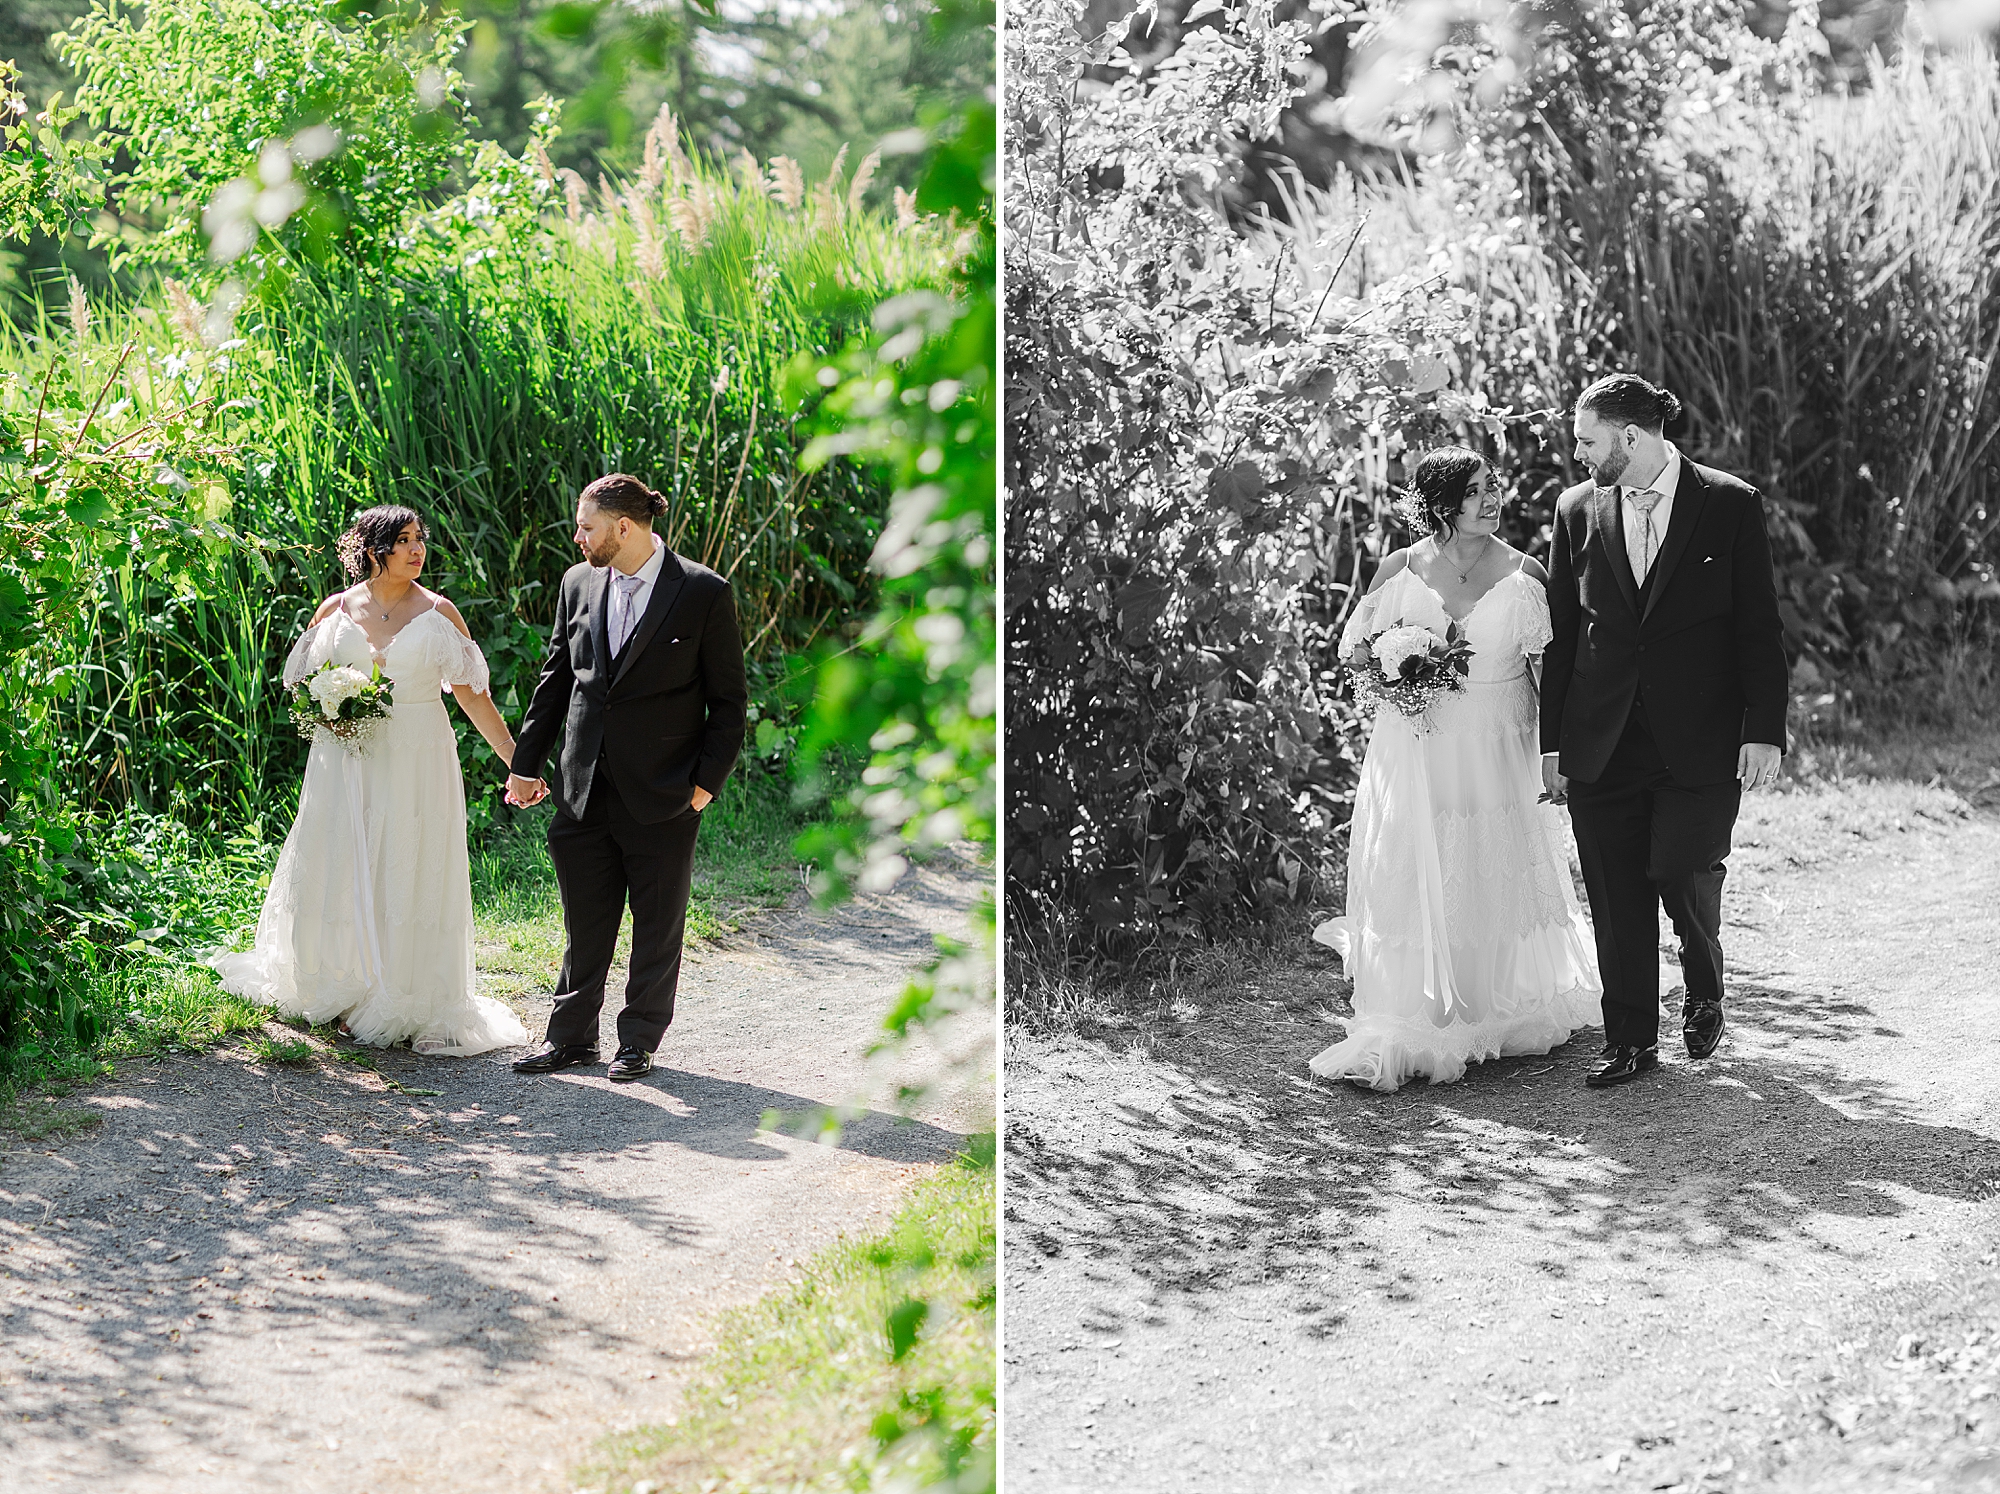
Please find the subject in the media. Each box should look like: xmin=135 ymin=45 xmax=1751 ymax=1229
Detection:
xmin=281 ymin=620 xmax=329 ymax=688
xmin=1515 ymin=574 xmax=1553 ymax=658
xmin=1338 ymin=586 xmax=1384 ymax=660
xmin=437 ymin=624 xmax=492 ymax=694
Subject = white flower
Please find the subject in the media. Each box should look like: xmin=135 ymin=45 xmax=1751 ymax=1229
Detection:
xmin=1372 ymin=625 xmax=1441 ymax=680
xmin=308 ymin=665 xmax=372 ymax=719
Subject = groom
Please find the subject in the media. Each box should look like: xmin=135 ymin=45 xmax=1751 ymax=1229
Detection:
xmin=1540 ymin=374 xmax=1788 ymax=1089
xmin=505 ymin=473 xmax=747 ymax=1082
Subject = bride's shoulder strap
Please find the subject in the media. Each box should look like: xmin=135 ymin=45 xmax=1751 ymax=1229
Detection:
xmin=1367 ymin=547 xmax=1413 ymax=595
xmin=429 ymin=593 xmax=472 ymax=638
xmin=425 ymin=594 xmax=491 ymax=693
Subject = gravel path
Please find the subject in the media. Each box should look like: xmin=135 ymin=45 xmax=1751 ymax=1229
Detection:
xmin=1003 ymin=779 xmax=2000 ymax=1493
xmin=0 ymin=848 xmax=985 ymax=1494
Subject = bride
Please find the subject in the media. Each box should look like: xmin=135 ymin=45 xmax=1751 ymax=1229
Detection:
xmin=212 ymin=505 xmax=528 ymax=1056
xmin=1311 ymin=448 xmax=1599 ymax=1091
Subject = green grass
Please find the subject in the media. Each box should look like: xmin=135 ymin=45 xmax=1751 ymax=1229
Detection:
xmin=0 ymin=1096 xmax=106 ymax=1146
xmin=243 ymin=1034 xmax=316 ymax=1065
xmin=579 ymin=1144 xmax=997 ymax=1494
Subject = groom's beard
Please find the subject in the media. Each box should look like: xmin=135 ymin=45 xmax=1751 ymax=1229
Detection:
xmin=1590 ymin=447 xmax=1631 ymax=487
xmin=582 ymin=534 xmax=621 ymax=567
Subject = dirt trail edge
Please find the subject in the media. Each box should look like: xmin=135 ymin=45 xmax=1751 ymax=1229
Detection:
xmin=1004 ymin=786 xmax=2000 ymax=1494
xmin=0 ymin=848 xmax=986 ymax=1494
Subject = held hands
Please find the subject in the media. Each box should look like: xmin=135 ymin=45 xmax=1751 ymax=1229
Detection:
xmin=498 ymin=778 xmax=706 ymax=810
xmin=505 ymin=773 xmax=549 ymax=808
xmin=1539 ymin=754 xmax=1569 ymax=806
xmin=1738 ymin=742 xmax=1782 ymax=792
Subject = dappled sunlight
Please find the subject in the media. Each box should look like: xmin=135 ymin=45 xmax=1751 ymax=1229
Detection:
xmin=1012 ymin=1018 xmax=2000 ymax=1348
xmin=0 ymin=1008 xmax=966 ymax=1485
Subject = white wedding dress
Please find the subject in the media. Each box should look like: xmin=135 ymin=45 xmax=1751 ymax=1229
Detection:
xmin=211 ymin=608 xmax=528 ymax=1056
xmin=1311 ymin=564 xmax=1600 ymax=1091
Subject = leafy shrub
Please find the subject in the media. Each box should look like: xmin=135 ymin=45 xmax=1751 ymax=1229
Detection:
xmin=59 ymin=0 xmax=472 ymax=269
xmin=1004 ymin=0 xmax=1473 ymax=954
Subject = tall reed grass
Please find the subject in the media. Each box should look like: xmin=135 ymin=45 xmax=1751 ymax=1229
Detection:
xmin=1254 ymin=41 xmax=2000 ymax=681
xmin=6 ymin=122 xmax=949 ymax=826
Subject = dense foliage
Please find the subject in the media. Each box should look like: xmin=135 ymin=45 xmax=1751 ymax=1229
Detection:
xmin=786 ymin=15 xmax=995 ymax=1481
xmin=0 ymin=0 xmax=986 ymax=323
xmin=60 ymin=0 xmax=473 ymax=269
xmin=1005 ymin=0 xmax=1472 ymax=952
xmin=0 ymin=0 xmax=955 ymax=1057
xmin=1005 ymin=0 xmax=2000 ymax=965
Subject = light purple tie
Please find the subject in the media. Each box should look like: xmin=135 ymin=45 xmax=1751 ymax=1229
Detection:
xmin=1628 ymin=492 xmax=1662 ymax=582
xmin=612 ymin=573 xmax=644 ymax=654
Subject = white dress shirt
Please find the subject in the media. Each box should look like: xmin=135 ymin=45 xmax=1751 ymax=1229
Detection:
xmin=609 ymin=533 xmax=666 ymax=655
xmin=1622 ymin=443 xmax=1681 ymax=586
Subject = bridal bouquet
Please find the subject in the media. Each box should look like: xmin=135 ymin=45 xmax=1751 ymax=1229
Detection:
xmin=289 ymin=661 xmax=393 ymax=753
xmin=1348 ymin=624 xmax=1473 ymax=725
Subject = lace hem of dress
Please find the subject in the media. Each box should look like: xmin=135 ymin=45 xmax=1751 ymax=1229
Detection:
xmin=209 ymin=950 xmax=528 ymax=1057
xmin=1306 ymin=979 xmax=1599 ymax=1091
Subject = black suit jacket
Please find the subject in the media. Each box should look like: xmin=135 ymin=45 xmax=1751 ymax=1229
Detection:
xmin=511 ymin=543 xmax=748 ymax=823
xmin=1540 ymin=458 xmax=1788 ymax=786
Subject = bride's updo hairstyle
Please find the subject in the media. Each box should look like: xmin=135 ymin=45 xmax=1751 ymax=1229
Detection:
xmin=580 ymin=473 xmax=668 ymax=523
xmin=1577 ymin=373 xmax=1683 ymax=433
xmin=337 ymin=505 xmax=427 ymax=580
xmin=1394 ymin=447 xmax=1483 ymax=540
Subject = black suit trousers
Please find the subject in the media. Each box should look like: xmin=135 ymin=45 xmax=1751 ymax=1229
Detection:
xmin=543 ymin=766 xmax=702 ymax=1053
xmin=1567 ymin=703 xmax=1739 ymax=1049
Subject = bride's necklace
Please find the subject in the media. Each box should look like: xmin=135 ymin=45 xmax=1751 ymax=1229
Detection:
xmin=1439 ymin=533 xmax=1494 ymax=584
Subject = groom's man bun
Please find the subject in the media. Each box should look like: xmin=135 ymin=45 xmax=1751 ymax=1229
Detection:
xmin=1577 ymin=373 xmax=1683 ymax=433
xmin=581 ymin=473 xmax=668 ymax=523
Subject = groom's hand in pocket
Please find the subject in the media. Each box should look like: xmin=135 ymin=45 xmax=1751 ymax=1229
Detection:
xmin=691 ymin=786 xmax=713 ymax=812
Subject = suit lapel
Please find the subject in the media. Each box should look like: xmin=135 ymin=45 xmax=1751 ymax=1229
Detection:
xmin=1592 ymin=484 xmax=1642 ymax=620
xmin=1641 ymin=462 xmax=1709 ymax=622
xmin=611 ymin=546 xmax=689 ymax=689
xmin=589 ymin=566 xmax=612 ymax=677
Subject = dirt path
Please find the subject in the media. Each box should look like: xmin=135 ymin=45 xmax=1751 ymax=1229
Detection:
xmin=0 ymin=848 xmax=985 ymax=1494
xmin=1003 ymin=780 xmax=2000 ymax=1493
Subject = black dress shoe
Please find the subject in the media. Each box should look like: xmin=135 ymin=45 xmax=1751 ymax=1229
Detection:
xmin=607 ymin=1047 xmax=654 ymax=1082
xmin=1586 ymin=1045 xmax=1660 ymax=1088
xmin=512 ymin=1042 xmax=599 ymax=1074
xmin=1684 ymin=999 xmax=1725 ymax=1059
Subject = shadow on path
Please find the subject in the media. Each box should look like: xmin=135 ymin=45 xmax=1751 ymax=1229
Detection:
xmin=0 ymin=1039 xmax=964 ymax=1478
xmin=1008 ymin=974 xmax=2000 ymax=1340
